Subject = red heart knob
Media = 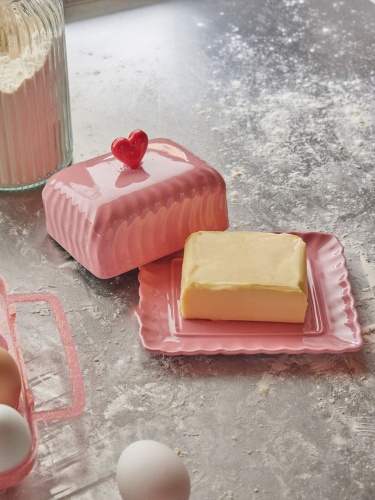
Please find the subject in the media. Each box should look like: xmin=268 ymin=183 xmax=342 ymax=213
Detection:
xmin=111 ymin=130 xmax=148 ymax=168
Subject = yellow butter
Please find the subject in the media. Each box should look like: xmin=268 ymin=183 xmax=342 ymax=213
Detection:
xmin=180 ymin=231 xmax=308 ymax=323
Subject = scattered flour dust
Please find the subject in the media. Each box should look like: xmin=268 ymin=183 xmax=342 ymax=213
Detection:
xmin=197 ymin=22 xmax=375 ymax=245
xmin=359 ymin=255 xmax=375 ymax=290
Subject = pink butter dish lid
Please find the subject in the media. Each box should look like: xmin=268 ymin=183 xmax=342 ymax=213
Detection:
xmin=42 ymin=131 xmax=229 ymax=279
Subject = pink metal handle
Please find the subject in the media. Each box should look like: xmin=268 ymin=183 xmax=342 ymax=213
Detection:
xmin=7 ymin=292 xmax=85 ymax=423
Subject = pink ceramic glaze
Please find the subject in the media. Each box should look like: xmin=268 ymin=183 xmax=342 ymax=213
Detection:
xmin=136 ymin=232 xmax=363 ymax=355
xmin=42 ymin=139 xmax=229 ymax=279
xmin=0 ymin=276 xmax=85 ymax=490
xmin=111 ymin=130 xmax=148 ymax=168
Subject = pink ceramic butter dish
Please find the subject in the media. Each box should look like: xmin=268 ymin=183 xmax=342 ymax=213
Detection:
xmin=136 ymin=232 xmax=363 ymax=355
xmin=42 ymin=136 xmax=229 ymax=279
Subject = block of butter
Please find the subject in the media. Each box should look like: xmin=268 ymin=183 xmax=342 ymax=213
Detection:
xmin=180 ymin=231 xmax=308 ymax=323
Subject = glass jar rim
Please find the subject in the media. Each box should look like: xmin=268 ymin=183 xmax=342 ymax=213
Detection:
xmin=0 ymin=0 xmax=18 ymax=5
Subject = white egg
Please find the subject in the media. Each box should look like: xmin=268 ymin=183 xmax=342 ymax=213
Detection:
xmin=0 ymin=404 xmax=32 ymax=473
xmin=116 ymin=440 xmax=191 ymax=500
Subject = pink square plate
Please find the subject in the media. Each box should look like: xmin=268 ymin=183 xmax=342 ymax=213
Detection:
xmin=135 ymin=232 xmax=363 ymax=355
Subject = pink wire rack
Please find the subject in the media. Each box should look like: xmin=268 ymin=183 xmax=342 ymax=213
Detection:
xmin=0 ymin=276 xmax=86 ymax=489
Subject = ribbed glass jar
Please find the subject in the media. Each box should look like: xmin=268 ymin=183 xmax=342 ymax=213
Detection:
xmin=0 ymin=0 xmax=72 ymax=190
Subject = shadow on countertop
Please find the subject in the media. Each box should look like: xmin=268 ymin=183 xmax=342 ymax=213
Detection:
xmin=64 ymin=0 xmax=171 ymax=23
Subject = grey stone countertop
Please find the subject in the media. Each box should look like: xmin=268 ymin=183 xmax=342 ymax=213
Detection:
xmin=1 ymin=0 xmax=375 ymax=498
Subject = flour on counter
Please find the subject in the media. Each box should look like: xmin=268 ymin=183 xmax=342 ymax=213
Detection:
xmin=200 ymin=22 xmax=375 ymax=247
